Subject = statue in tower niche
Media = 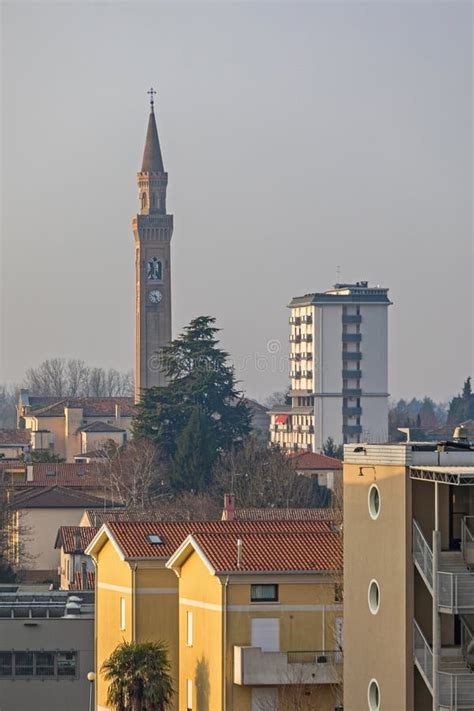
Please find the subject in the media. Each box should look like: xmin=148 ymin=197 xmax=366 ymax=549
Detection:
xmin=147 ymin=257 xmax=162 ymax=281
xmin=132 ymin=88 xmax=174 ymax=402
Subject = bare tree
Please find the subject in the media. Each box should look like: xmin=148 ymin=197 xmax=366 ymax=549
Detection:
xmin=0 ymin=483 xmax=35 ymax=580
xmin=213 ymin=438 xmax=325 ymax=509
xmin=21 ymin=358 xmax=134 ymax=398
xmin=103 ymin=439 xmax=166 ymax=511
xmin=0 ymin=384 xmax=19 ymax=428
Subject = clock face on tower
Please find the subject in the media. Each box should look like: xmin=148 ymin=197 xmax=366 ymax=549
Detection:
xmin=148 ymin=289 xmax=162 ymax=304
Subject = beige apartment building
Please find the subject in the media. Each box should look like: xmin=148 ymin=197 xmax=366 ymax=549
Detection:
xmin=270 ymin=282 xmax=391 ymax=453
xmin=343 ymin=434 xmax=474 ymax=711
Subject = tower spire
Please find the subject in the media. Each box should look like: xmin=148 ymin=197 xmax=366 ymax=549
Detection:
xmin=141 ymin=87 xmax=164 ymax=173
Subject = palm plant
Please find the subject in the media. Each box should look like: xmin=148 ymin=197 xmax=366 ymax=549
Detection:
xmin=101 ymin=640 xmax=174 ymax=711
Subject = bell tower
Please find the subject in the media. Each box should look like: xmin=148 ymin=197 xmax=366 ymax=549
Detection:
xmin=132 ymin=89 xmax=173 ymax=402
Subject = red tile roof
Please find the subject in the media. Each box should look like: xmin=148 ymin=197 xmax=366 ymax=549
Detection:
xmin=290 ymin=451 xmax=342 ymax=470
xmin=0 ymin=429 xmax=31 ymax=445
xmin=79 ymin=421 xmax=125 ymax=433
xmin=70 ymin=571 xmax=95 ymax=590
xmin=32 ymin=397 xmax=135 ymax=418
xmin=234 ymin=508 xmax=341 ymax=522
xmin=20 ymin=463 xmax=107 ymax=488
xmin=191 ymin=530 xmax=342 ymax=573
xmin=55 ymin=526 xmax=99 ymax=552
xmin=105 ymin=519 xmax=335 ymax=560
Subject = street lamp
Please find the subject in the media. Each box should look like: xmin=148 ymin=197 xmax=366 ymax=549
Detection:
xmin=87 ymin=671 xmax=96 ymax=711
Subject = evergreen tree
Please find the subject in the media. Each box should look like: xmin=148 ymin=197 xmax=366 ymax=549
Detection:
xmin=171 ymin=407 xmax=216 ymax=492
xmin=133 ymin=317 xmax=251 ymax=490
xmin=322 ymin=436 xmax=344 ymax=460
xmin=447 ymin=376 xmax=474 ymax=425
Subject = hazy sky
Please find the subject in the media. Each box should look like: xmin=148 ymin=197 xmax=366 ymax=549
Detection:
xmin=1 ymin=1 xmax=472 ymax=404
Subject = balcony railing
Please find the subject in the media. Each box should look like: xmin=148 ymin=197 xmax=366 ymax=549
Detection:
xmin=342 ymin=369 xmax=362 ymax=380
xmin=414 ymin=619 xmax=474 ymax=709
xmin=289 ymin=334 xmax=301 ymax=343
xmin=342 ymin=314 xmax=362 ymax=324
xmin=234 ymin=646 xmax=341 ymax=686
xmin=343 ymin=407 xmax=362 ymax=417
xmin=342 ymin=333 xmax=362 ymax=343
xmin=413 ymin=520 xmax=433 ymax=591
xmin=413 ymin=619 xmax=433 ymax=692
xmin=342 ymin=425 xmax=362 ymax=435
xmin=413 ymin=520 xmax=474 ymax=613
xmin=461 ymin=516 xmax=474 ymax=567
xmin=342 ymin=388 xmax=362 ymax=397
xmin=343 ymin=351 xmax=362 ymax=360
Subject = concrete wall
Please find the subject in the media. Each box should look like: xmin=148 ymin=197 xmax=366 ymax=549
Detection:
xmin=344 ymin=462 xmax=413 ymax=711
xmin=0 ymin=617 xmax=93 ymax=711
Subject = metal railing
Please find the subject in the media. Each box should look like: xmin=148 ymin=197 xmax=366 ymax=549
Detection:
xmin=461 ymin=516 xmax=474 ymax=567
xmin=439 ymin=671 xmax=474 ymax=709
xmin=413 ymin=619 xmax=433 ymax=691
xmin=438 ymin=572 xmax=474 ymax=612
xmin=413 ymin=520 xmax=433 ymax=591
xmin=461 ymin=617 xmax=474 ymax=669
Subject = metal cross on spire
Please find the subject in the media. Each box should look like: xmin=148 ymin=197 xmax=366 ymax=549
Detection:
xmin=147 ymin=87 xmax=157 ymax=111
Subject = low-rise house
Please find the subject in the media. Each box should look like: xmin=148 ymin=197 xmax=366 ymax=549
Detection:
xmin=10 ymin=486 xmax=116 ymax=581
xmin=55 ymin=526 xmax=98 ymax=590
xmin=290 ymin=451 xmax=343 ymax=491
xmin=221 ymin=493 xmax=341 ymax=523
xmin=0 ymin=585 xmax=94 ymax=711
xmin=2 ymin=462 xmax=113 ymax=499
xmin=86 ymin=518 xmax=340 ymax=711
xmin=167 ymin=528 xmax=343 ymax=711
xmin=18 ymin=392 xmax=135 ymax=462
xmin=0 ymin=429 xmax=31 ymax=460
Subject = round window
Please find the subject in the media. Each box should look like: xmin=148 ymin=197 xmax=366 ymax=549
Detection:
xmin=368 ymin=679 xmax=380 ymax=710
xmin=368 ymin=579 xmax=380 ymax=615
xmin=368 ymin=484 xmax=381 ymax=520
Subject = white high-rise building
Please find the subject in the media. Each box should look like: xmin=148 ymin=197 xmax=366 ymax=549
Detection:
xmin=270 ymin=281 xmax=391 ymax=451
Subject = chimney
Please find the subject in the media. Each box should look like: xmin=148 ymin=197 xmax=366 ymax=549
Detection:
xmin=115 ymin=403 xmax=121 ymax=423
xmin=236 ymin=537 xmax=243 ymax=568
xmin=26 ymin=465 xmax=33 ymax=482
xmin=222 ymin=493 xmax=236 ymax=521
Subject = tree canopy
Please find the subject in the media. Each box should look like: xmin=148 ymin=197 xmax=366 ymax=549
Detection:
xmin=133 ymin=317 xmax=251 ymax=492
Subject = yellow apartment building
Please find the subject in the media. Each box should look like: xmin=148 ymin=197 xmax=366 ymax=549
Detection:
xmin=167 ymin=529 xmax=343 ymax=711
xmin=86 ymin=518 xmax=340 ymax=711
xmin=343 ymin=435 xmax=474 ymax=711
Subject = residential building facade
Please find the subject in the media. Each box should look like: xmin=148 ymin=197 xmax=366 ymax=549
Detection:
xmin=343 ymin=436 xmax=474 ymax=711
xmin=167 ymin=530 xmax=343 ymax=711
xmin=86 ymin=518 xmax=341 ymax=711
xmin=270 ymin=282 xmax=391 ymax=452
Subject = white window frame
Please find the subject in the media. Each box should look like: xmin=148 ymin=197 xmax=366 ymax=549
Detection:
xmin=120 ymin=597 xmax=126 ymax=631
xmin=186 ymin=678 xmax=193 ymax=710
xmin=186 ymin=611 xmax=193 ymax=646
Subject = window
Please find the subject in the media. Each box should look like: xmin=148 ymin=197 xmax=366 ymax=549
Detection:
xmin=368 ymin=580 xmax=380 ymax=615
xmin=187 ymin=678 xmax=193 ymax=710
xmin=368 ymin=485 xmax=381 ymax=520
xmin=251 ymin=584 xmax=278 ymax=603
xmin=368 ymin=679 xmax=380 ymax=710
xmin=56 ymin=652 xmax=77 ymax=677
xmin=15 ymin=652 xmax=34 ymax=676
xmin=0 ymin=652 xmax=12 ymax=676
xmin=334 ymin=582 xmax=343 ymax=602
xmin=186 ymin=611 xmax=193 ymax=646
xmin=120 ymin=597 xmax=126 ymax=630
xmin=36 ymin=651 xmax=55 ymax=676
xmin=148 ymin=534 xmax=163 ymax=545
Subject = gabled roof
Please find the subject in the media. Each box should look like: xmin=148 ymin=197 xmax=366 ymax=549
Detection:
xmin=0 ymin=429 xmax=31 ymax=446
xmin=79 ymin=421 xmax=125 ymax=433
xmin=13 ymin=486 xmax=115 ymax=509
xmin=168 ymin=530 xmax=342 ymax=575
xmin=82 ymin=508 xmax=128 ymax=526
xmin=30 ymin=397 xmax=135 ymax=418
xmin=290 ymin=451 xmax=343 ymax=471
xmin=86 ymin=519 xmax=334 ymax=561
xmin=55 ymin=526 xmax=99 ymax=552
xmin=19 ymin=463 xmax=106 ymax=488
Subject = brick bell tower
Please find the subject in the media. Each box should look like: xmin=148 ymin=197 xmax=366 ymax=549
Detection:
xmin=132 ymin=88 xmax=173 ymax=402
